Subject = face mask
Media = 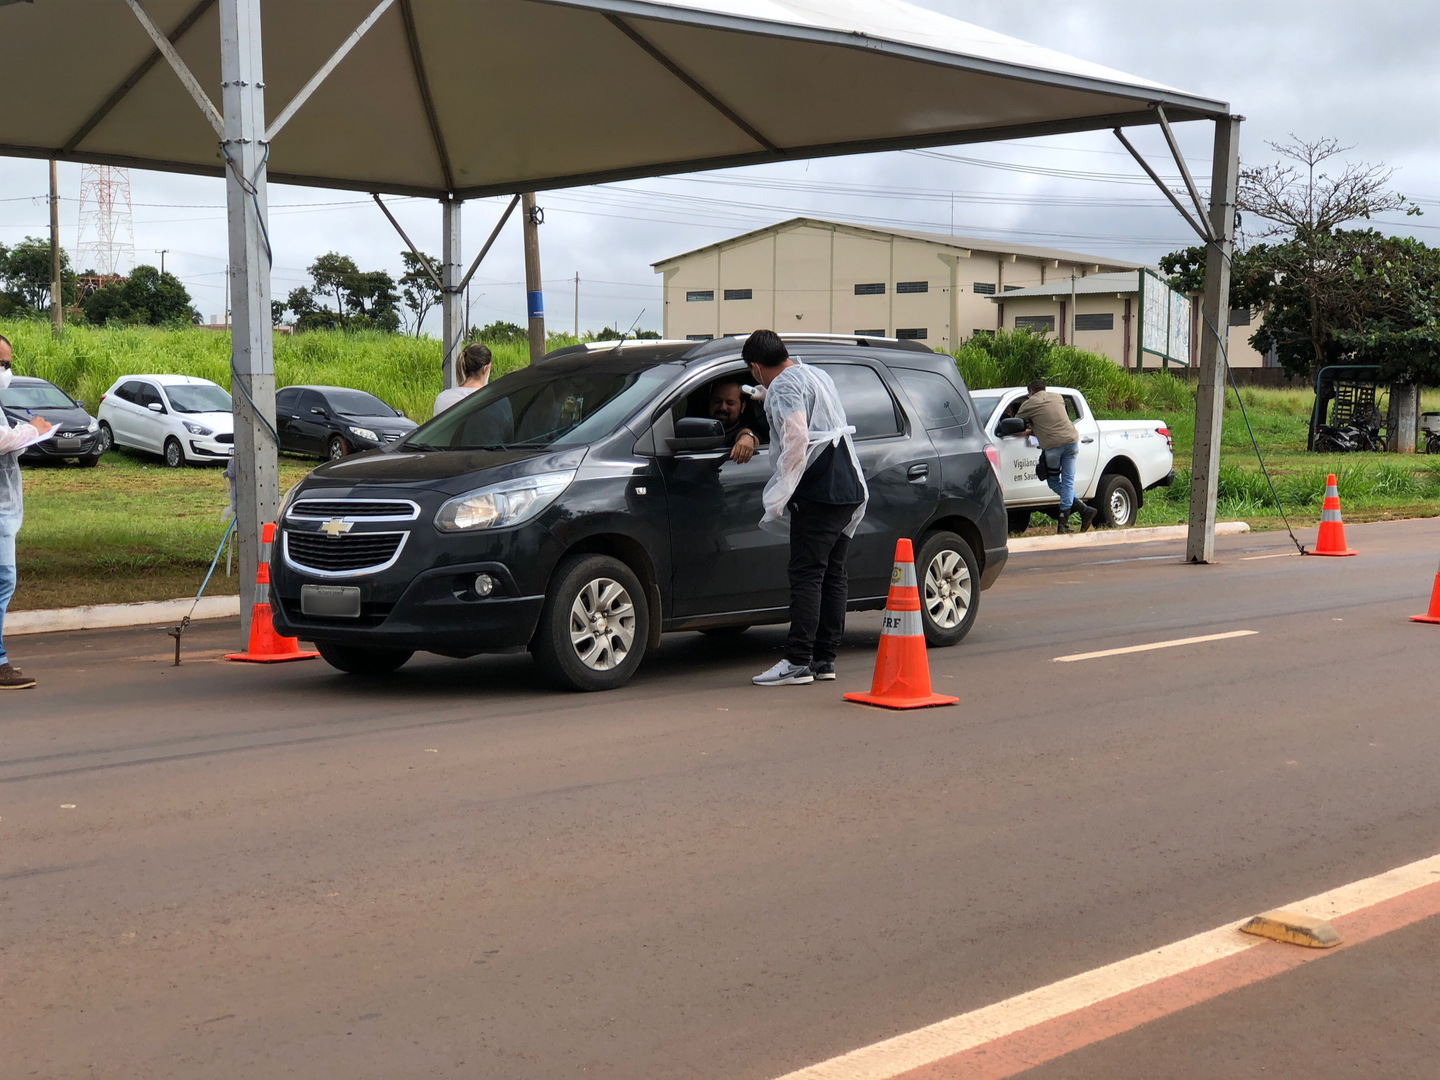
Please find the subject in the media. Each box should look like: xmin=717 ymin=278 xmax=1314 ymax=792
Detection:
xmin=0 ymin=367 xmax=12 ymax=391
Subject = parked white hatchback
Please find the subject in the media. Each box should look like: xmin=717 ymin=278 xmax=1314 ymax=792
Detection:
xmin=97 ymin=375 xmax=235 ymax=467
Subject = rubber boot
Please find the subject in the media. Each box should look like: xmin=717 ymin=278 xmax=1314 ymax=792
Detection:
xmin=1075 ymin=500 xmax=1098 ymax=533
xmin=1056 ymin=508 xmax=1073 ymax=534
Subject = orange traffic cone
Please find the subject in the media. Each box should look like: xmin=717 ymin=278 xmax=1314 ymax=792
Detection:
xmin=844 ymin=539 xmax=959 ymax=710
xmin=1309 ymin=473 xmax=1357 ymax=557
xmin=226 ymin=523 xmax=319 ymax=663
xmin=1411 ymin=559 xmax=1440 ymax=624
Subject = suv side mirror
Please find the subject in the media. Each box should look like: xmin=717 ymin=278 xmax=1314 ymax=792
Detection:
xmin=995 ymin=417 xmax=1027 ymax=437
xmin=667 ymin=416 xmax=728 ymax=452
xmin=311 ymin=407 xmax=327 ymax=416
xmin=147 ymin=402 xmax=165 ymax=414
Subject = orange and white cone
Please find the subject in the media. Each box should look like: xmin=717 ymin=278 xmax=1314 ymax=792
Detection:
xmin=1309 ymin=473 xmax=1357 ymax=557
xmin=844 ymin=539 xmax=958 ymax=710
xmin=1411 ymin=558 xmax=1440 ymax=624
xmin=226 ymin=523 xmax=320 ymax=663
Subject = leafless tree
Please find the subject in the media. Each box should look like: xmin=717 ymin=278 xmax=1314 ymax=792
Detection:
xmin=1239 ymin=136 xmax=1414 ymax=237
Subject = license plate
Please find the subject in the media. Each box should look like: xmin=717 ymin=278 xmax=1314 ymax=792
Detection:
xmin=300 ymin=584 xmax=362 ymax=618
xmin=54 ymin=438 xmax=81 ymax=452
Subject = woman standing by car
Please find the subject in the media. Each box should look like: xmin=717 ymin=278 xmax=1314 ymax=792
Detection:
xmin=433 ymin=343 xmax=493 ymax=416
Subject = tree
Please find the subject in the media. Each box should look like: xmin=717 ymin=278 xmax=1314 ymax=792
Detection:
xmin=344 ymin=269 xmax=401 ymax=332
xmin=398 ymin=251 xmax=440 ymax=336
xmin=0 ymin=235 xmax=76 ymax=313
xmin=309 ymin=252 xmax=359 ymax=315
xmin=1239 ymin=136 xmax=1416 ymax=239
xmin=294 ymin=252 xmax=401 ymax=332
xmin=470 ymin=320 xmax=526 ymax=345
xmin=80 ymin=265 xmax=196 ymax=326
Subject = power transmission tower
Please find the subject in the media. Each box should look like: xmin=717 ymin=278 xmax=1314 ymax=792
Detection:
xmin=76 ymin=165 xmax=135 ymax=276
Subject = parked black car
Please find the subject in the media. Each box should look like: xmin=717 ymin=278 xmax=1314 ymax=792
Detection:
xmin=0 ymin=376 xmax=105 ymax=466
xmin=275 ymin=385 xmax=417 ymax=460
xmin=271 ymin=336 xmax=1010 ymax=691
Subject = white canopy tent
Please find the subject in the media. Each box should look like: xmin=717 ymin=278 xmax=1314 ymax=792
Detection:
xmin=0 ymin=0 xmax=1241 ymax=640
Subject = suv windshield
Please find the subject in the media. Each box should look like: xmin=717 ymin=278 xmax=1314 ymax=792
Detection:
xmin=1 ymin=382 xmax=73 ymax=410
xmin=165 ymin=383 xmax=233 ymax=414
xmin=408 ymin=361 xmax=676 ymax=451
xmin=324 ymin=389 xmax=397 ymax=417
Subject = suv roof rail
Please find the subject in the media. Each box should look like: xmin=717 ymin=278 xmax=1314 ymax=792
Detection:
xmin=680 ymin=333 xmax=935 ymax=362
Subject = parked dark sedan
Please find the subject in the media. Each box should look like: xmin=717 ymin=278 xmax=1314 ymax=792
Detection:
xmin=271 ymin=335 xmax=1010 ymax=692
xmin=0 ymin=376 xmax=104 ymax=466
xmin=275 ymin=385 xmax=417 ymax=461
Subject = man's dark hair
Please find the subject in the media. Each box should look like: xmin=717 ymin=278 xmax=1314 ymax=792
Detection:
xmin=742 ymin=329 xmax=788 ymax=369
xmin=710 ymin=374 xmax=745 ymax=396
xmin=1027 ymin=378 xmax=1047 ymax=394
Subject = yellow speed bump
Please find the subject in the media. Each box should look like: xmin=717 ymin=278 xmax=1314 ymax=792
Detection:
xmin=1239 ymin=909 xmax=1342 ymax=948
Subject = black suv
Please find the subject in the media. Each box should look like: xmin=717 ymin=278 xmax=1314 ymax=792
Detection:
xmin=270 ymin=336 xmax=1009 ymax=691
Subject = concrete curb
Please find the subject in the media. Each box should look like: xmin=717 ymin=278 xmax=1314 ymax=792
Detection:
xmin=7 ymin=595 xmax=241 ymax=636
xmin=1009 ymin=521 xmax=1250 ymax=554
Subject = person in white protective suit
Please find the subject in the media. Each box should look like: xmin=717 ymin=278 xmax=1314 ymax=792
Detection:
xmin=742 ymin=330 xmax=868 ymax=687
xmin=0 ymin=334 xmax=52 ymax=690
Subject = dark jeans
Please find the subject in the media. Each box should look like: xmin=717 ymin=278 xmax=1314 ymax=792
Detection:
xmin=784 ymin=498 xmax=861 ymax=667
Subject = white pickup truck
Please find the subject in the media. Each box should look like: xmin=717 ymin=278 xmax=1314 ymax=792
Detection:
xmin=969 ymin=386 xmax=1174 ymax=533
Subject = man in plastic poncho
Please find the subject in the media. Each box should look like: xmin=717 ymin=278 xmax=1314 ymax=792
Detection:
xmin=742 ymin=330 xmax=868 ymax=687
xmin=0 ymin=334 xmax=52 ymax=690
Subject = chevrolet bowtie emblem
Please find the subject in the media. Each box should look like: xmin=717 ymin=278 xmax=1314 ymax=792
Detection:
xmin=319 ymin=519 xmax=353 ymax=538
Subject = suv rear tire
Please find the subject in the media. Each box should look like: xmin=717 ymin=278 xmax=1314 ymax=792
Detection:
xmin=532 ymin=554 xmax=649 ymax=691
xmin=915 ymin=530 xmax=979 ymax=647
xmin=315 ymin=640 xmax=414 ymax=675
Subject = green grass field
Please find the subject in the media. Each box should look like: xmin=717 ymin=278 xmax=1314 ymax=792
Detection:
xmin=2 ymin=319 xmax=1437 ymax=609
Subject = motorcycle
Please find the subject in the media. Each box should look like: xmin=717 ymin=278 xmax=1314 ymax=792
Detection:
xmin=1314 ymin=422 xmax=1386 ymax=453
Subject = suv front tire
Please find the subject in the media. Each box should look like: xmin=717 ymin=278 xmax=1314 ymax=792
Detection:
xmin=916 ymin=530 xmax=979 ymax=647
xmin=532 ymin=554 xmax=649 ymax=692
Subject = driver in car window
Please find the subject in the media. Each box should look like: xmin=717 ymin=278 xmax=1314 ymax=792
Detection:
xmin=708 ymin=376 xmax=767 ymax=463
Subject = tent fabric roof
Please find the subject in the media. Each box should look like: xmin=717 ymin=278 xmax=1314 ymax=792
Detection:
xmin=987 ymin=270 xmax=1146 ymax=299
xmin=1 ymin=0 xmax=1230 ymax=199
xmin=651 ymin=217 xmax=1148 ymax=271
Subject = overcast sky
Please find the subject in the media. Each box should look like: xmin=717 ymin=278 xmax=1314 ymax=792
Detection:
xmin=2 ymin=0 xmax=1436 ymax=336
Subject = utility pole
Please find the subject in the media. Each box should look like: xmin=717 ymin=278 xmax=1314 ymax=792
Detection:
xmin=1185 ymin=117 xmax=1242 ymax=564
xmin=220 ymin=0 xmax=279 ymax=643
xmin=48 ymin=159 xmax=62 ymax=338
xmin=522 ymin=192 xmax=545 ymax=363
xmin=574 ymin=271 xmax=579 ymax=338
xmin=155 ymin=248 xmax=169 ymax=274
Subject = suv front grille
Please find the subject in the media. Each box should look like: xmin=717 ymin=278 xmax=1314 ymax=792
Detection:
xmin=288 ymin=499 xmax=419 ymax=520
xmin=284 ymin=531 xmax=407 ymax=575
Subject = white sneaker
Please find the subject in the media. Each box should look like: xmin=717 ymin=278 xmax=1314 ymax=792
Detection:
xmin=752 ymin=659 xmax=814 ymax=686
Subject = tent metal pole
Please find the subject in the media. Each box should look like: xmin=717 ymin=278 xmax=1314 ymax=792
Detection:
xmin=1154 ymin=105 xmax=1217 ymax=242
xmin=457 ymin=194 xmax=520 ymax=293
xmin=441 ymin=198 xmax=463 ymax=390
xmin=373 ymin=193 xmax=440 ymax=287
xmin=220 ymin=0 xmax=279 ymax=642
xmin=124 ymin=0 xmax=223 ymax=135
xmin=1186 ymin=116 xmax=1241 ymax=564
xmin=265 ymin=0 xmax=395 ymax=142
xmin=1113 ymin=128 xmax=1210 ymax=245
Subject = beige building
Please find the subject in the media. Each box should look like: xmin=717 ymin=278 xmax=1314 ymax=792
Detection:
xmin=995 ymin=273 xmax=1270 ymax=369
xmin=652 ymin=218 xmax=1145 ymax=351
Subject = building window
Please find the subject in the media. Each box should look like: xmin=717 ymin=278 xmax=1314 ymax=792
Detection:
xmin=1229 ymin=307 xmax=1252 ymax=326
xmin=895 ymin=328 xmax=927 ymax=340
xmin=1014 ymin=315 xmax=1055 ymax=334
xmin=896 ymin=281 xmax=929 ymax=294
xmin=686 ymin=290 xmax=714 ymax=302
xmin=686 ymin=333 xmax=713 ymax=341
xmin=1074 ymin=313 xmax=1114 ymax=331
xmin=854 ymin=282 xmax=886 ymax=296
xmin=723 ymin=288 xmax=752 ymax=301
xmin=853 ymin=329 xmax=885 ymax=337
xmin=972 ymin=282 xmax=996 ymax=295
xmin=971 ymin=329 xmax=994 ymax=337
xmin=1003 ymin=285 xmax=1024 ymax=292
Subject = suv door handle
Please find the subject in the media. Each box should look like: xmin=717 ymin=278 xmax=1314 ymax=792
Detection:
xmin=1081 ymin=437 xmax=1095 ymax=444
xmin=907 ymin=463 xmax=929 ymax=482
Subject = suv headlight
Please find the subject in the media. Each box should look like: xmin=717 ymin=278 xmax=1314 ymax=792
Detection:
xmin=183 ymin=421 xmax=213 ymax=436
xmin=349 ymin=425 xmax=378 ymax=442
xmin=87 ymin=417 xmax=100 ymax=433
xmin=434 ymin=470 xmax=576 ymax=532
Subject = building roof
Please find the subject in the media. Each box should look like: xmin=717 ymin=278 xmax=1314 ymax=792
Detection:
xmin=652 ymin=217 xmax=1147 ymax=272
xmin=986 ymin=270 xmax=1144 ymax=300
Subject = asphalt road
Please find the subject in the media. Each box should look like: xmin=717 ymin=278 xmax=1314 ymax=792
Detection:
xmin=4 ymin=519 xmax=1439 ymax=1079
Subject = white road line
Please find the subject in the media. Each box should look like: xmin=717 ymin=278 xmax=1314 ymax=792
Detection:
xmin=1052 ymin=630 xmax=1257 ymax=663
xmin=1241 ymin=552 xmax=1298 ymax=561
xmin=772 ymin=852 xmax=1440 ymax=1080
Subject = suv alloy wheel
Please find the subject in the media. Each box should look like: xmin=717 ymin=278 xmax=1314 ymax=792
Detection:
xmin=532 ymin=554 xmax=649 ymax=692
xmin=916 ymin=530 xmax=980 ymax=647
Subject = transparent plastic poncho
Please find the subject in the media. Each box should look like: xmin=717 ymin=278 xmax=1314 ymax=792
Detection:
xmin=759 ymin=362 xmax=869 ymax=537
xmin=0 ymin=413 xmax=33 ymax=565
